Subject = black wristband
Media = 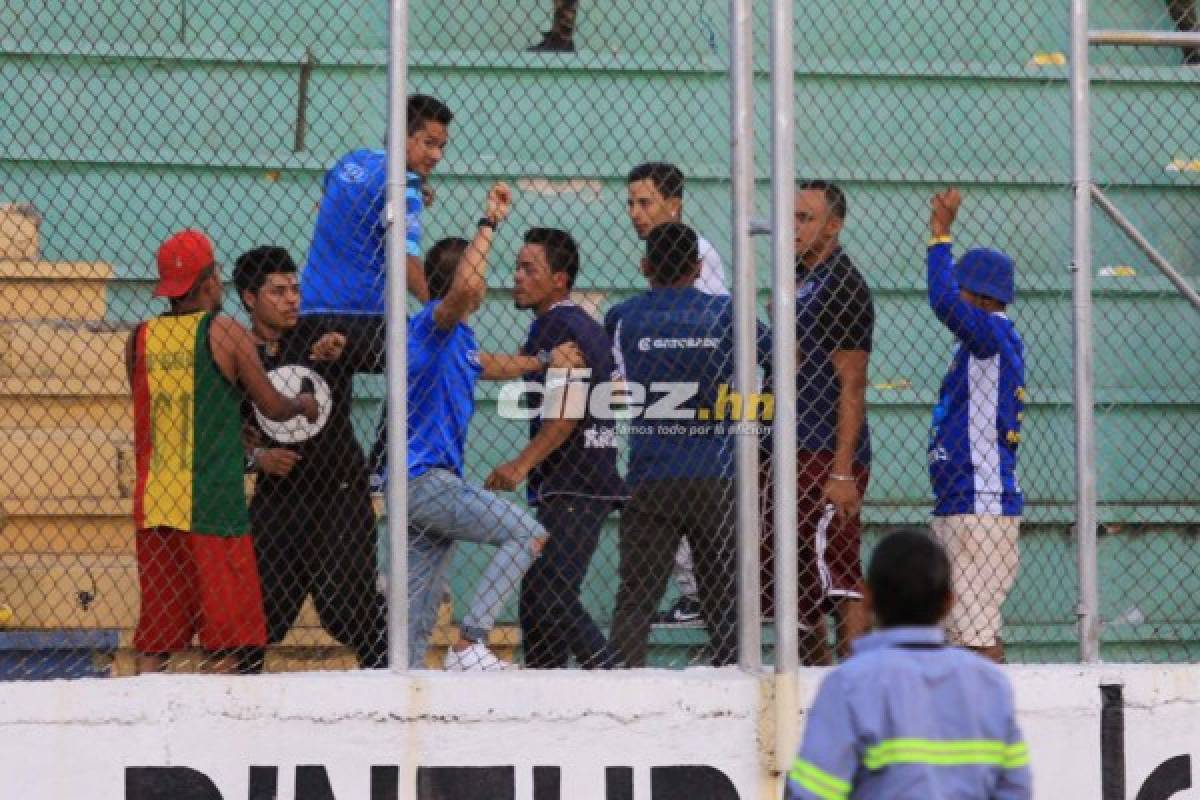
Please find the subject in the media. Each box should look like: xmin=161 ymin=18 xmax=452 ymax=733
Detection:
xmin=478 ymin=217 xmax=496 ymax=230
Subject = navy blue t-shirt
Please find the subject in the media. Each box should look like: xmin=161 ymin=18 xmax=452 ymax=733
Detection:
xmin=794 ymin=248 xmax=874 ymax=464
xmin=605 ymin=288 xmax=770 ymax=486
xmin=520 ymin=302 xmax=623 ymax=504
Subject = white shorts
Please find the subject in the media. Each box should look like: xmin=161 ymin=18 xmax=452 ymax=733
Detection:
xmin=931 ymin=514 xmax=1021 ymax=648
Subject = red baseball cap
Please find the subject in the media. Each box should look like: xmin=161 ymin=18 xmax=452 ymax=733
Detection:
xmin=154 ymin=229 xmax=216 ymax=298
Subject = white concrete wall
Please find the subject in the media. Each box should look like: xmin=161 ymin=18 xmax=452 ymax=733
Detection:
xmin=1 ymin=666 xmax=1198 ymax=799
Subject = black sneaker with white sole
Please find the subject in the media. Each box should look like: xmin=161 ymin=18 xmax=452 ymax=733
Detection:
xmin=651 ymin=595 xmax=704 ymax=628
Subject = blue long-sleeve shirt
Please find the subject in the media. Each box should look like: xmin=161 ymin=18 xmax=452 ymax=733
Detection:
xmin=786 ymin=627 xmax=1032 ymax=800
xmin=926 ymin=242 xmax=1025 ymax=517
xmin=301 ymin=150 xmax=423 ymax=316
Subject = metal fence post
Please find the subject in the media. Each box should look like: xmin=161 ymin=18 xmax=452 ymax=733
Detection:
xmin=385 ymin=0 xmax=410 ymax=673
xmin=1069 ymin=0 xmax=1101 ymax=665
xmin=769 ymin=0 xmax=800 ymax=771
xmin=730 ymin=0 xmax=762 ymax=672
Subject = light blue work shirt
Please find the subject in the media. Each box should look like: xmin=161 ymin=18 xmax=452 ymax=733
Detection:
xmin=786 ymin=626 xmax=1032 ymax=800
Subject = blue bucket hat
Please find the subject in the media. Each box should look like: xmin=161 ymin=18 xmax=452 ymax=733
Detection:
xmin=956 ymin=247 xmax=1015 ymax=305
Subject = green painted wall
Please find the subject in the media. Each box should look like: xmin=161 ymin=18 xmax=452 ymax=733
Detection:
xmin=1 ymin=0 xmax=1196 ymax=662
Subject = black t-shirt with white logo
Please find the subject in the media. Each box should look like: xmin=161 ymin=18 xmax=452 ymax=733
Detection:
xmin=244 ymin=315 xmax=383 ymax=500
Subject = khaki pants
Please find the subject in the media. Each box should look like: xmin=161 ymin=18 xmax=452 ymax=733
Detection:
xmin=931 ymin=515 xmax=1020 ymax=647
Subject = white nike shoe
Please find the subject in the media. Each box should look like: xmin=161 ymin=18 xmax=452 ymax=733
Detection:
xmin=443 ymin=642 xmax=517 ymax=671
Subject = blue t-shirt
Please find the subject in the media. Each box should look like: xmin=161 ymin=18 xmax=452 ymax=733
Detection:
xmin=605 ymin=288 xmax=770 ymax=486
xmin=406 ymin=300 xmax=481 ymax=479
xmin=926 ymin=243 xmax=1025 ymax=516
xmin=794 ymin=248 xmax=874 ymax=464
xmin=521 ymin=302 xmax=624 ymax=504
xmin=301 ymin=148 xmax=423 ymax=316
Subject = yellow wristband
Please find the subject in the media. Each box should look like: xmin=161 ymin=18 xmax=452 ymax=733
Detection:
xmin=928 ymin=235 xmax=953 ymax=246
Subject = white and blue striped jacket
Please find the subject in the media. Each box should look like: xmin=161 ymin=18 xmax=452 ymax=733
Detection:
xmin=926 ymin=242 xmax=1025 ymax=518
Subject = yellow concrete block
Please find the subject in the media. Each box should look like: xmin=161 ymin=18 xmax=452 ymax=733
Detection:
xmin=0 ymin=322 xmax=127 ymax=381
xmin=0 ymin=204 xmax=40 ymax=260
xmin=0 ymin=552 xmax=139 ymax=630
xmin=0 ymin=377 xmax=131 ymax=431
xmin=0 ymin=428 xmax=126 ymax=499
xmin=0 ymin=260 xmax=112 ymax=321
xmin=0 ymin=395 xmax=130 ymax=431
xmin=1 ymin=512 xmax=134 ymax=554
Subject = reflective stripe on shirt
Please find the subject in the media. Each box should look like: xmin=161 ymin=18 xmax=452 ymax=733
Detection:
xmin=863 ymin=738 xmax=1030 ymax=770
xmin=788 ymin=758 xmax=851 ymax=800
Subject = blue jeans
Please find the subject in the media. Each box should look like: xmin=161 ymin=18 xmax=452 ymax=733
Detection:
xmin=407 ymin=468 xmax=545 ymax=667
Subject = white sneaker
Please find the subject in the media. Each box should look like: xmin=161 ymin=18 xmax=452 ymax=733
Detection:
xmin=443 ymin=642 xmax=517 ymax=671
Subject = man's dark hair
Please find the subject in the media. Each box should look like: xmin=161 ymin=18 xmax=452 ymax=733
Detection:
xmin=644 ymin=222 xmax=699 ymax=286
xmin=867 ymin=529 xmax=952 ymax=628
xmin=407 ymin=94 xmax=453 ymax=136
xmin=425 ymin=237 xmax=469 ymax=301
xmin=233 ymin=246 xmax=297 ymax=306
xmin=524 ymin=228 xmax=580 ymax=289
xmin=797 ymin=179 xmax=848 ymax=220
xmin=627 ymin=162 xmax=685 ymax=200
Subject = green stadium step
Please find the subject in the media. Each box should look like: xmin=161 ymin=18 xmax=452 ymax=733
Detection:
xmin=6 ymin=0 xmax=1189 ymax=67
xmin=4 ymin=57 xmax=1195 ymax=185
xmin=1 ymin=156 xmax=1193 ymax=296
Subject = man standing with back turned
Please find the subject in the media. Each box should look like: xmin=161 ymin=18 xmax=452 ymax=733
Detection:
xmin=606 ymin=223 xmax=768 ymax=668
xmin=926 ymin=188 xmax=1026 ymax=664
xmin=626 ymin=161 xmax=729 ymax=627
xmin=786 ymin=530 xmax=1032 ymax=800
xmin=127 ymin=229 xmax=317 ymax=674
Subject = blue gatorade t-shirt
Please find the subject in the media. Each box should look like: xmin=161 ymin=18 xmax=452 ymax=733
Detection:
xmin=301 ymin=148 xmax=423 ymax=316
xmin=406 ymin=300 xmax=481 ymax=479
xmin=605 ymin=288 xmax=770 ymax=486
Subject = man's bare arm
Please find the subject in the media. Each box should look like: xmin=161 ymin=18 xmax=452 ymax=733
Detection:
xmin=484 ymin=416 xmax=579 ymax=492
xmin=432 ymin=183 xmax=513 ymax=330
xmin=208 ymin=315 xmax=316 ymax=422
xmin=479 ymin=342 xmax=585 ymax=381
xmin=826 ymin=348 xmax=869 ymax=517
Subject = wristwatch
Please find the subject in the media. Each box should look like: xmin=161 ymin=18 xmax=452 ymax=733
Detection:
xmin=536 ymin=349 xmax=553 ymax=370
xmin=478 ymin=216 xmax=497 ymax=230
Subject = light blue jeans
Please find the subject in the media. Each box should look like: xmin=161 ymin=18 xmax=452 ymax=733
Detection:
xmin=407 ymin=468 xmax=545 ymax=667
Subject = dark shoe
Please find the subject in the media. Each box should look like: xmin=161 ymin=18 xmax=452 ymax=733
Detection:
xmin=528 ymin=33 xmax=575 ymax=53
xmin=651 ymin=595 xmax=704 ymax=628
xmin=1184 ymin=46 xmax=1200 ymax=66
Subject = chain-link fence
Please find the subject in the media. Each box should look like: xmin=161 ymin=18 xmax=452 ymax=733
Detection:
xmin=1087 ymin=1 xmax=1200 ymax=662
xmin=0 ymin=0 xmax=1195 ymax=677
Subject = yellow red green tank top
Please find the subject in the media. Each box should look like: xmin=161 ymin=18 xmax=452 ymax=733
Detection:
xmin=130 ymin=311 xmax=249 ymax=535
